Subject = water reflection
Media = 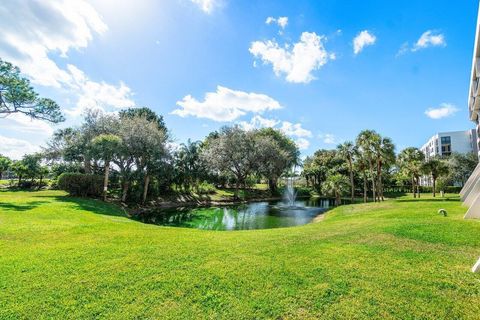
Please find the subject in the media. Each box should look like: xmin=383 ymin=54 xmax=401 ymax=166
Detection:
xmin=136 ymin=198 xmax=337 ymax=230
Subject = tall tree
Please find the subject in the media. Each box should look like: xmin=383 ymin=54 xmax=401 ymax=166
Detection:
xmin=91 ymin=134 xmax=122 ymax=201
xmin=0 ymin=155 xmax=12 ymax=180
xmin=119 ymin=115 xmax=168 ymax=203
xmin=201 ymin=126 xmax=257 ymax=197
xmin=422 ymin=158 xmax=449 ymax=197
xmin=337 ymin=141 xmax=356 ymax=202
xmin=376 ymin=137 xmax=395 ymax=201
xmin=397 ymin=147 xmax=425 ymax=198
xmin=256 ymin=128 xmax=299 ymax=193
xmin=356 ymin=130 xmax=381 ymax=202
xmin=0 ymin=59 xmax=64 ymax=123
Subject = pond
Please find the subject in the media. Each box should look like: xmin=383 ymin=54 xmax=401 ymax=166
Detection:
xmin=135 ymin=198 xmax=337 ymax=231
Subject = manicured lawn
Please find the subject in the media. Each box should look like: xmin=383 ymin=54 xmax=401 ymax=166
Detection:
xmin=1 ymin=190 xmax=479 ymax=319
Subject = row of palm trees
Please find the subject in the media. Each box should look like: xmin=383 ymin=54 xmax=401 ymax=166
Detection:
xmin=336 ymin=130 xmax=395 ymax=203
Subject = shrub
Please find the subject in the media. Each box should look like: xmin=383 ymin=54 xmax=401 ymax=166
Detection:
xmin=197 ymin=181 xmax=216 ymax=194
xmin=57 ymin=173 xmax=103 ymax=197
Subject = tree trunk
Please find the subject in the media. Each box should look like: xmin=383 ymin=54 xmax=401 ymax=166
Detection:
xmin=363 ymin=172 xmax=367 ymax=203
xmin=84 ymin=155 xmax=92 ymax=174
xmin=349 ymin=159 xmax=354 ymax=202
xmin=432 ymin=176 xmax=436 ymax=197
xmin=335 ymin=190 xmax=341 ymax=206
xmin=371 ymin=173 xmax=376 ymax=202
xmin=268 ymin=178 xmax=277 ymax=194
xmin=416 ymin=178 xmax=421 ymax=198
xmin=103 ymin=160 xmax=110 ymax=201
xmin=121 ymin=180 xmax=129 ymax=202
xmin=412 ymin=177 xmax=416 ymax=198
xmin=142 ymin=173 xmax=150 ymax=204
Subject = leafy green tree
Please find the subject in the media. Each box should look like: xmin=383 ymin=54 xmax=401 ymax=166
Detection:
xmin=422 ymin=158 xmax=449 ymax=197
xmin=446 ymin=152 xmax=478 ymax=186
xmin=201 ymin=126 xmax=257 ymax=197
xmin=118 ymin=115 xmax=168 ymax=203
xmin=337 ymin=141 xmax=356 ymax=201
xmin=22 ymin=154 xmax=42 ymax=183
xmin=322 ymin=173 xmax=349 ymax=206
xmin=174 ymin=139 xmax=204 ymax=191
xmin=302 ymin=149 xmax=343 ymax=191
xmin=397 ymin=147 xmax=425 ymax=198
xmin=11 ymin=161 xmax=27 ymax=184
xmin=119 ymin=107 xmax=168 ymax=134
xmin=256 ymin=128 xmax=299 ymax=193
xmin=91 ymin=134 xmax=122 ymax=201
xmin=254 ymin=134 xmax=289 ymax=193
xmin=0 ymin=59 xmax=64 ymax=123
xmin=0 ymin=155 xmax=12 ymax=180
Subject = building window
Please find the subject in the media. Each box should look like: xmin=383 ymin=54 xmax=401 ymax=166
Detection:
xmin=440 ymin=136 xmax=451 ymax=144
xmin=440 ymin=136 xmax=451 ymax=156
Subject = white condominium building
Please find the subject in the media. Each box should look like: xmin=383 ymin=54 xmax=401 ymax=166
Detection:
xmin=420 ymin=130 xmax=478 ymax=160
xmin=420 ymin=130 xmax=478 ymax=186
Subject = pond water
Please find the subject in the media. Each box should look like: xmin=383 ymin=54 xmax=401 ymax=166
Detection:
xmin=135 ymin=198 xmax=336 ymax=231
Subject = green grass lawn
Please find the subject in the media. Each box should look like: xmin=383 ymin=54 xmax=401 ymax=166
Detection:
xmin=1 ymin=190 xmax=479 ymax=319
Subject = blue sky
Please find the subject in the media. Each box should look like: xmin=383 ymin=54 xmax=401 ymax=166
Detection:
xmin=0 ymin=0 xmax=478 ymax=159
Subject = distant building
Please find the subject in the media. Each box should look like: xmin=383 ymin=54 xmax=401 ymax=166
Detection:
xmin=420 ymin=130 xmax=478 ymax=160
xmin=419 ymin=130 xmax=478 ymax=186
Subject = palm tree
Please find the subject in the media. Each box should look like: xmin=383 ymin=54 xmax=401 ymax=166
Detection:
xmin=356 ymin=130 xmax=381 ymax=202
xmin=397 ymin=147 xmax=425 ymax=198
xmin=337 ymin=141 xmax=356 ymax=202
xmin=422 ymin=158 xmax=449 ymax=197
xmin=354 ymin=153 xmax=369 ymax=203
xmin=322 ymin=173 xmax=349 ymax=206
xmin=376 ymin=137 xmax=395 ymax=201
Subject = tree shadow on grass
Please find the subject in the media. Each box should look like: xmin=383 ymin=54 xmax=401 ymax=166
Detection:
xmin=0 ymin=192 xmax=126 ymax=217
xmin=51 ymin=196 xmax=127 ymax=217
xmin=0 ymin=201 xmax=50 ymax=211
xmin=396 ymin=197 xmax=459 ymax=203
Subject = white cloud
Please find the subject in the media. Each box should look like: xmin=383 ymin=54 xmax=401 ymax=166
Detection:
xmin=0 ymin=135 xmax=40 ymax=160
xmin=65 ymin=65 xmax=135 ymax=116
xmin=425 ymin=103 xmax=458 ymax=119
xmin=353 ymin=30 xmax=376 ymax=55
xmin=295 ymin=138 xmax=310 ymax=150
xmin=413 ymin=30 xmax=446 ymax=51
xmin=0 ymin=0 xmax=107 ymax=87
xmin=265 ymin=16 xmax=288 ymax=29
xmin=190 ymin=0 xmax=217 ymax=13
xmin=239 ymin=115 xmax=280 ymax=131
xmin=396 ymin=42 xmax=410 ymax=57
xmin=318 ymin=133 xmax=337 ymax=144
xmin=0 ymin=0 xmax=135 ymax=117
xmin=249 ymin=32 xmax=335 ymax=83
xmin=397 ymin=31 xmax=446 ymax=56
xmin=1 ymin=113 xmax=54 ymax=136
xmin=238 ymin=116 xmax=312 ymax=150
xmin=280 ymin=121 xmax=312 ymax=138
xmin=172 ymin=86 xmax=282 ymax=122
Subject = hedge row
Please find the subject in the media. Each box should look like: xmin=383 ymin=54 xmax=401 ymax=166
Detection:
xmin=57 ymin=173 xmax=103 ymax=197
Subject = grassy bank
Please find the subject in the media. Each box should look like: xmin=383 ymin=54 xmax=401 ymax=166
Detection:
xmin=1 ymin=190 xmax=479 ymax=319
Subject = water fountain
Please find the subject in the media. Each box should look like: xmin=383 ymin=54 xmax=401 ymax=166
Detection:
xmin=283 ymin=176 xmax=297 ymax=207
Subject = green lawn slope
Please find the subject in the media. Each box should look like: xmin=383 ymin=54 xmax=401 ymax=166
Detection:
xmin=1 ymin=190 xmax=479 ymax=319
